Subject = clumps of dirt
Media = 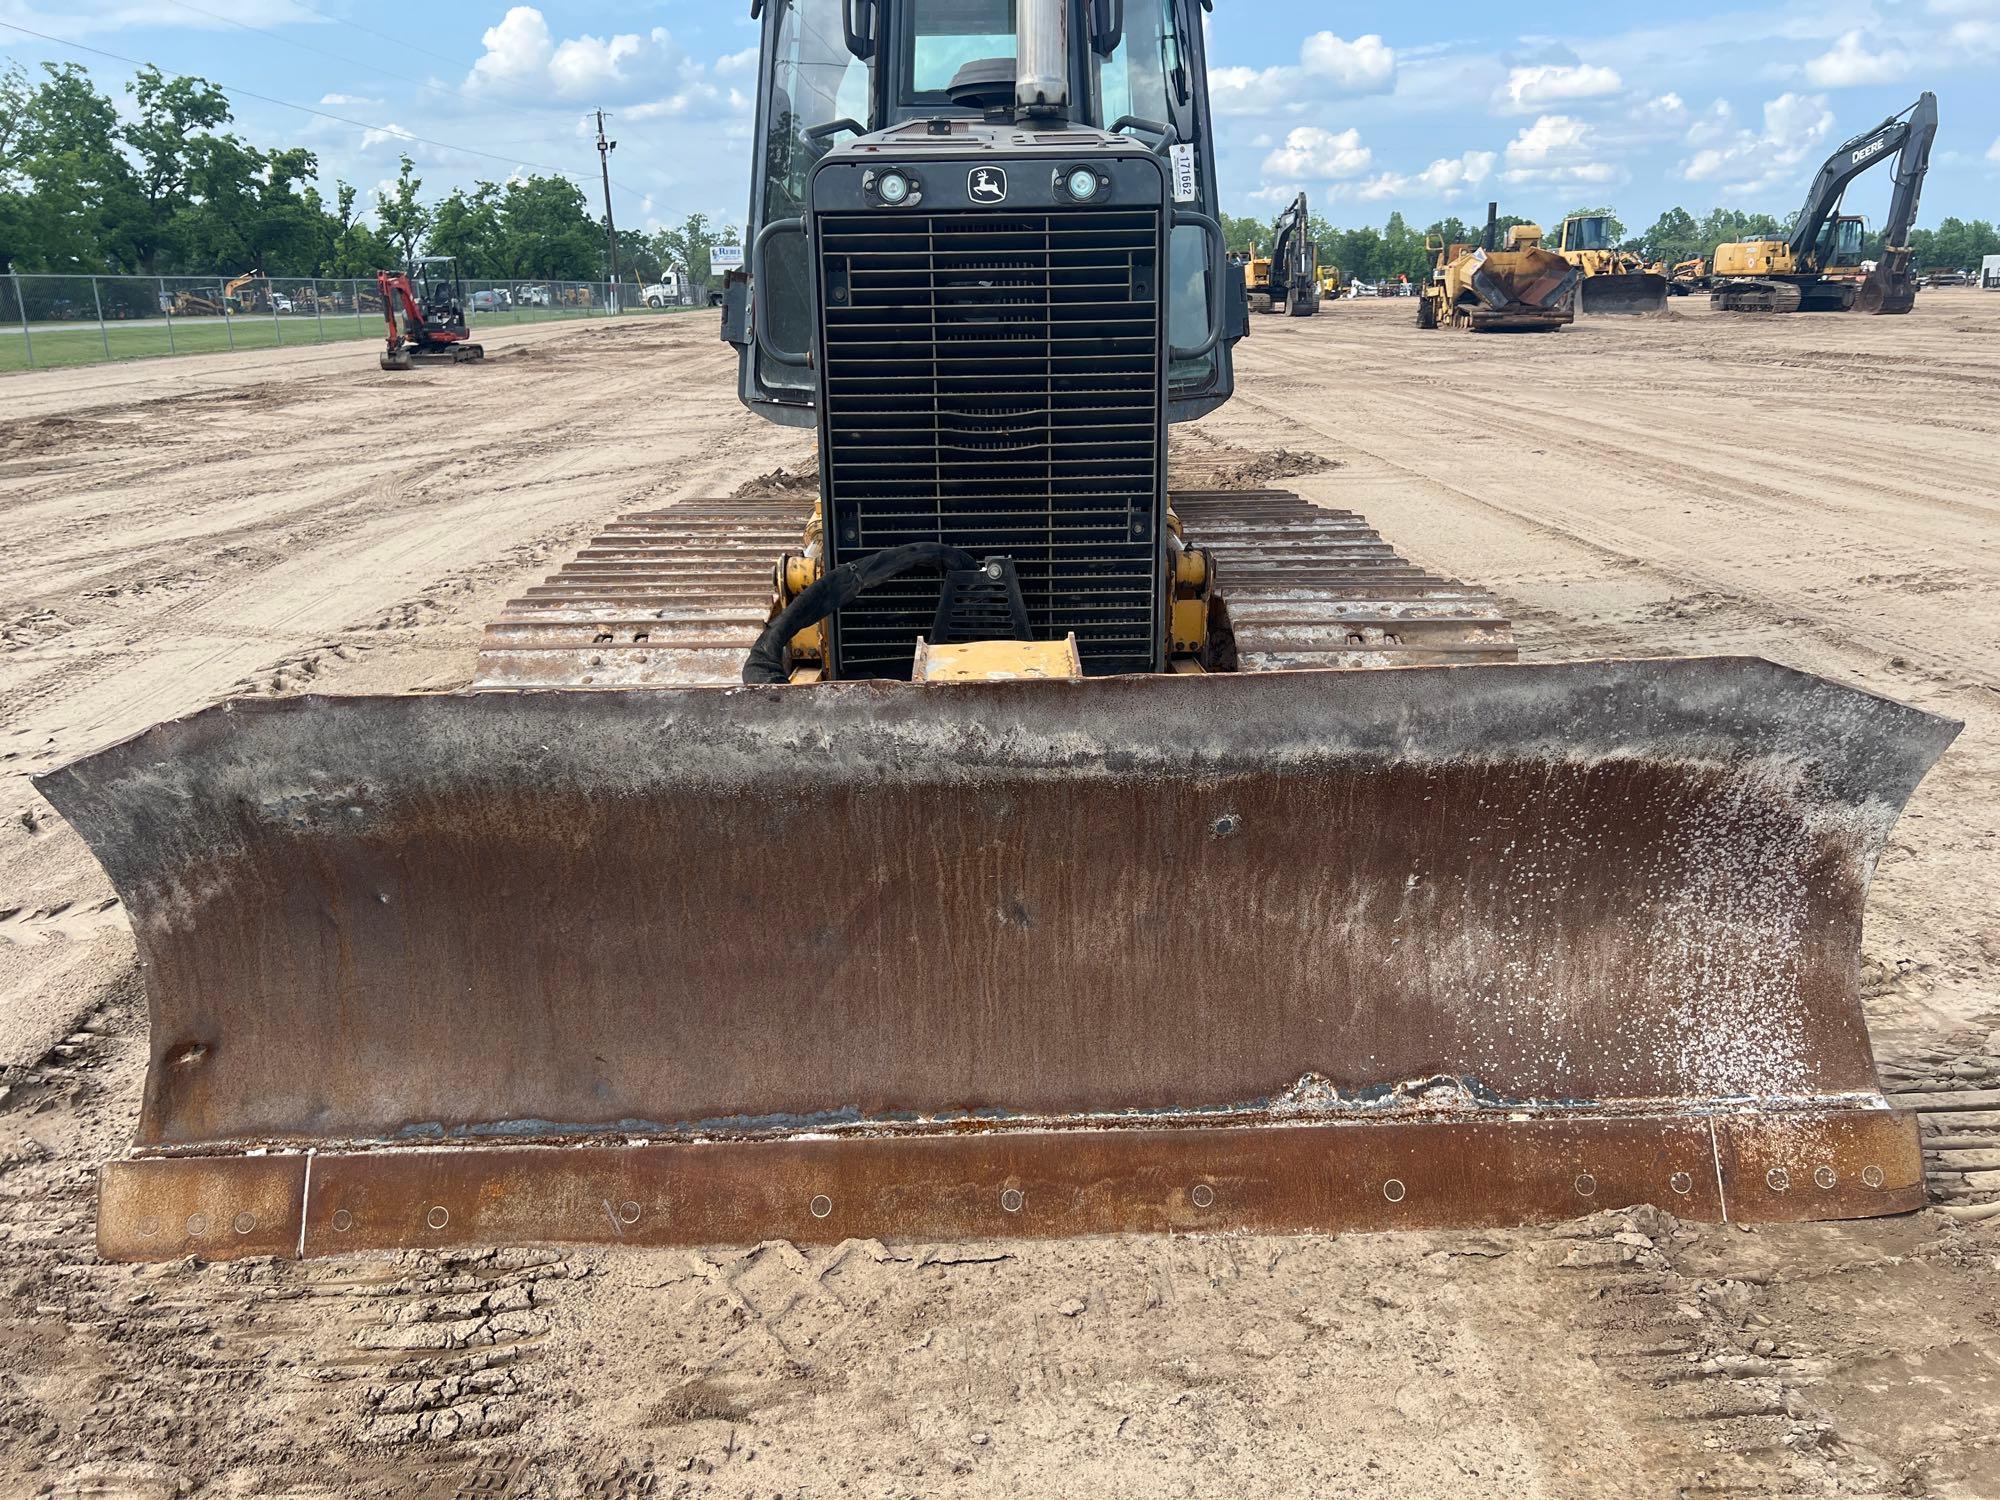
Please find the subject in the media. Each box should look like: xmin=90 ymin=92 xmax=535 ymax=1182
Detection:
xmin=0 ymin=416 xmax=108 ymax=461
xmin=1169 ymin=432 xmax=1342 ymax=490
xmin=732 ymin=455 xmax=819 ymax=499
xmin=647 ymin=1377 xmax=752 ymax=1426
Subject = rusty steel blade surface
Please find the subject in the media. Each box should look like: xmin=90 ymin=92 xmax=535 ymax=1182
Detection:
xmin=40 ymin=658 xmax=1954 ymax=1177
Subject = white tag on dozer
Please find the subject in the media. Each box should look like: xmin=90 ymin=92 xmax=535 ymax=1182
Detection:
xmin=1169 ymin=143 xmax=1197 ymax=202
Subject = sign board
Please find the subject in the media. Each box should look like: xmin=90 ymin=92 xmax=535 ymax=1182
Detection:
xmin=1168 ymin=144 xmax=1197 ymax=204
xmin=712 ymin=244 xmax=745 ymax=271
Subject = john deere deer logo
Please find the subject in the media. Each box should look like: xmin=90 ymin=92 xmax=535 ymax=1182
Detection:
xmin=969 ymin=167 xmax=1007 ymax=203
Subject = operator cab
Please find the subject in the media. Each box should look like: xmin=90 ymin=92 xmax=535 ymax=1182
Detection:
xmin=728 ymin=0 xmax=1237 ymax=426
xmin=1817 ymin=213 xmax=1867 ymax=271
xmin=1559 ymin=215 xmax=1616 ymax=253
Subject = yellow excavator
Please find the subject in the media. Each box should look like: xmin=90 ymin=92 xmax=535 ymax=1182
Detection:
xmin=1418 ymin=204 xmax=1578 ymax=331
xmin=46 ymin=0 xmax=1955 ymax=1263
xmin=1712 ymin=93 xmax=1936 ymax=314
xmin=1552 ymin=216 xmax=1667 ymax=314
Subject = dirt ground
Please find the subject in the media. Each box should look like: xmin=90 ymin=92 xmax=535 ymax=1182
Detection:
xmin=3 ymin=296 xmax=1998 ymax=1499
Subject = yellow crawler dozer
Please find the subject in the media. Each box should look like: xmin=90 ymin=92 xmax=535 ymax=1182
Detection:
xmin=44 ymin=0 xmax=1956 ymax=1264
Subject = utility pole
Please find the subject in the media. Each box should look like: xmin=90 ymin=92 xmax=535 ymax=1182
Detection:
xmin=595 ymin=109 xmax=619 ymax=307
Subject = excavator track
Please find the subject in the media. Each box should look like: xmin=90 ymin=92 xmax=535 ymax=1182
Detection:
xmin=1711 ymin=279 xmax=1804 ymax=315
xmin=473 ymin=488 xmax=1514 ymax=688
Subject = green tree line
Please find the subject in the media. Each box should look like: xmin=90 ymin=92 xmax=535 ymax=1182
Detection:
xmin=0 ymin=60 xmax=737 ymax=288
xmin=1224 ymin=203 xmax=2000 ymax=283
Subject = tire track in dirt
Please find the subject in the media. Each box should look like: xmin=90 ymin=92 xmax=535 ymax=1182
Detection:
xmin=1236 ymin=366 xmax=2000 ymax=693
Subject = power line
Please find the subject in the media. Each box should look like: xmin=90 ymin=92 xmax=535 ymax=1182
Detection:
xmin=161 ymin=0 xmax=482 ymax=115
xmin=278 ymin=0 xmax=462 ymax=67
xmin=0 ymin=18 xmax=588 ymax=183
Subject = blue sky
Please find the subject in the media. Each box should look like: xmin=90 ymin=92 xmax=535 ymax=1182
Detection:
xmin=3 ymin=0 xmax=1996 ymax=234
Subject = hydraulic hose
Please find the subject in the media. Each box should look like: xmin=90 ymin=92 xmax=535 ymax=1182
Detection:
xmin=742 ymin=542 xmax=979 ymax=684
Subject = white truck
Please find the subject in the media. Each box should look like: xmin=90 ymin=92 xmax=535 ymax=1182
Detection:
xmin=641 ymin=272 xmax=685 ymax=307
xmin=1982 ymin=253 xmax=2000 ymax=290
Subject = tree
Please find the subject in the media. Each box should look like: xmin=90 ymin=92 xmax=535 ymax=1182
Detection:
xmin=325 ymin=180 xmax=395 ymax=276
xmin=1640 ymin=207 xmax=1701 ymax=266
xmin=492 ymin=175 xmax=599 ymax=278
xmin=375 ymin=155 xmax=430 ymax=267
xmin=120 ymin=66 xmax=231 ymax=274
xmin=429 ymin=182 xmax=503 ymax=273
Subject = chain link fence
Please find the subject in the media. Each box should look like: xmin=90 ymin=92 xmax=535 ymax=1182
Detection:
xmin=1 ymin=273 xmax=704 ymax=373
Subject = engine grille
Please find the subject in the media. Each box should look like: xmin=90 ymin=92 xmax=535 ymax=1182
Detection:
xmin=817 ymin=205 xmax=1165 ymax=678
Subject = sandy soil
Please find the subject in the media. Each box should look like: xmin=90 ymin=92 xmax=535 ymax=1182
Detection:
xmin=3 ymin=294 xmax=1998 ymax=1499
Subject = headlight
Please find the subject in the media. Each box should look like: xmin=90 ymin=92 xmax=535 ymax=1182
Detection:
xmin=877 ymin=170 xmax=912 ymax=205
xmin=1064 ymin=167 xmax=1101 ymax=201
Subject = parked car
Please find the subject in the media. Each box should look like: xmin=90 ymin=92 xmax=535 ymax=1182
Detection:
xmin=471 ymin=289 xmax=510 ymax=312
xmin=272 ymin=293 xmax=293 ymax=313
xmin=518 ymin=285 xmax=552 ymax=306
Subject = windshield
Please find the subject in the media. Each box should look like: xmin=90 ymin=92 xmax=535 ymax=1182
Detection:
xmin=906 ymin=0 xmax=1015 ymax=99
xmin=1096 ymin=0 xmax=1184 ymax=139
xmin=1568 ymin=216 xmax=1612 ymax=251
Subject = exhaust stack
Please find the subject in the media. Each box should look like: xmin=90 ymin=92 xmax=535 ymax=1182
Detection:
xmin=1016 ymin=0 xmax=1069 ymax=118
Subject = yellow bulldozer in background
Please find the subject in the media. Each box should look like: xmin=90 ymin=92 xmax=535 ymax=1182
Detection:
xmin=1667 ymin=257 xmax=1709 ymax=296
xmin=1552 ymin=216 xmax=1668 ymax=314
xmin=1418 ymin=204 xmax=1579 ymax=331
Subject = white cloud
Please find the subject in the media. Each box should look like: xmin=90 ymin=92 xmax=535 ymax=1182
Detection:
xmin=714 ymin=46 xmax=759 ymax=76
xmin=320 ymin=92 xmax=382 ymax=108
xmin=1989 ymin=135 xmax=2000 ymax=162
xmin=1499 ymin=114 xmax=1616 ymax=183
xmin=1209 ymin=32 xmax=1396 ymax=115
xmin=1300 ymin=33 xmax=1397 ymax=90
xmin=1353 ymin=150 xmax=1497 ymax=201
xmin=467 ymin=6 xmax=681 ymax=100
xmin=1681 ymin=91 xmax=1835 ymax=194
xmin=1504 ymin=63 xmax=1622 ymax=111
xmin=360 ymin=122 xmax=413 ymax=150
xmin=1260 ymin=125 xmax=1372 ymax=180
xmin=1803 ymin=30 xmax=1915 ymax=87
xmin=1684 ymin=99 xmax=1735 ymax=147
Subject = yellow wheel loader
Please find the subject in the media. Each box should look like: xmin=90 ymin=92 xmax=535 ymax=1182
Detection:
xmin=45 ymin=0 xmax=1955 ymax=1263
xmin=1553 ymin=216 xmax=1667 ymax=314
xmin=1418 ymin=204 xmax=1579 ymax=332
xmin=1712 ymin=93 xmax=1936 ymax=315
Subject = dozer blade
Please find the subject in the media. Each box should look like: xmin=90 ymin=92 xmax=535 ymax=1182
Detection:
xmin=38 ymin=659 xmax=1956 ymax=1261
xmin=1579 ymin=272 xmax=1669 ymax=315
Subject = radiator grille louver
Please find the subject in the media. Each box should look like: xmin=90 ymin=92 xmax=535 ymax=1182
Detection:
xmin=817 ymin=207 xmax=1165 ymax=678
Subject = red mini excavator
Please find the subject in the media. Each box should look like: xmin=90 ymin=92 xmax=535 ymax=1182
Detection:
xmin=376 ymin=255 xmax=484 ymax=370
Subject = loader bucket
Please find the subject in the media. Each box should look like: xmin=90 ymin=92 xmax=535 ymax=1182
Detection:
xmin=1580 ymin=271 xmax=1670 ymax=315
xmin=39 ymin=659 xmax=1956 ymax=1260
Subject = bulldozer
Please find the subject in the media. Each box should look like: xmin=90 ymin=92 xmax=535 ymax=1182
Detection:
xmin=1667 ymin=257 xmax=1709 ymax=296
xmin=1418 ymin=204 xmax=1579 ymax=331
xmin=1712 ymin=93 xmax=1936 ymax=315
xmin=1552 ymin=216 xmax=1668 ymax=314
xmin=1242 ymin=191 xmax=1319 ymax=316
xmin=375 ymin=256 xmax=484 ymax=369
xmin=42 ymin=0 xmax=1956 ymax=1263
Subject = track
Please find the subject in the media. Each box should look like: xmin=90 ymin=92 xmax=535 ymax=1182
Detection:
xmin=472 ymin=488 xmax=1514 ymax=687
